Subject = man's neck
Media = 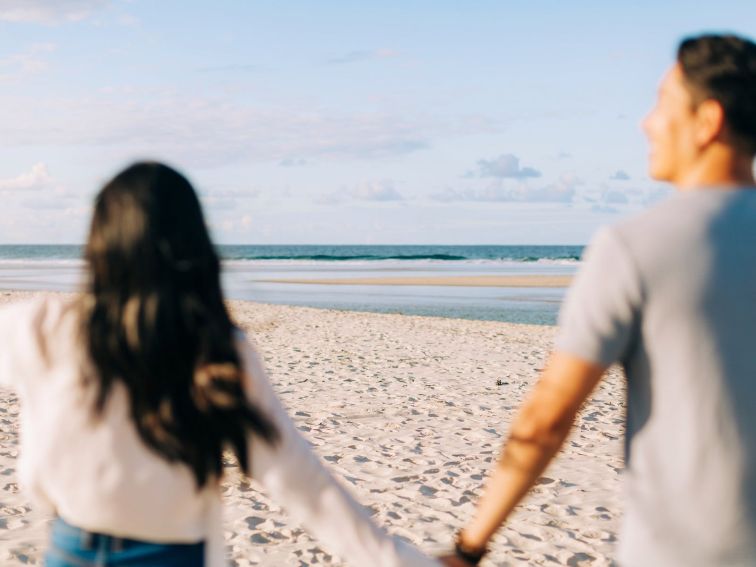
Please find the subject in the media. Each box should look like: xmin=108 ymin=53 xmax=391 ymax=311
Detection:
xmin=675 ymin=147 xmax=755 ymax=190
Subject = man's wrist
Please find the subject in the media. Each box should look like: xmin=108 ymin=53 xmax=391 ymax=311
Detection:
xmin=454 ymin=529 xmax=488 ymax=565
xmin=457 ymin=527 xmax=488 ymax=552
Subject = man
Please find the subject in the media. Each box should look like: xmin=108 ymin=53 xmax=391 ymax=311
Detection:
xmin=442 ymin=34 xmax=756 ymax=566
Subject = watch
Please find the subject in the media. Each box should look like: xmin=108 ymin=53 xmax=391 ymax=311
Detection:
xmin=454 ymin=530 xmax=488 ymax=565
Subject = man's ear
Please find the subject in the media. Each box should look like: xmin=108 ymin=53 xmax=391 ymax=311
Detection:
xmin=694 ymin=99 xmax=725 ymax=148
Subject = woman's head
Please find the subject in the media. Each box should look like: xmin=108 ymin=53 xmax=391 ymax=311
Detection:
xmin=82 ymin=162 xmax=277 ymax=488
xmin=86 ymin=162 xmax=219 ymax=302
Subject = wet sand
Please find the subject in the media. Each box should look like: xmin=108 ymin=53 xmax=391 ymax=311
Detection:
xmin=258 ymin=275 xmax=573 ymax=288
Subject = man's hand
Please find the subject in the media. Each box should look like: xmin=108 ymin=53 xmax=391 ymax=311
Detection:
xmin=437 ymin=554 xmax=474 ymax=567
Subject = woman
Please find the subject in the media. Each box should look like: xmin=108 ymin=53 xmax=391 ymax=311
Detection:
xmin=0 ymin=162 xmax=439 ymax=566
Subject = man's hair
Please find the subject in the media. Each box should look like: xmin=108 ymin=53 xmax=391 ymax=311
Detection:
xmin=677 ymin=34 xmax=756 ymax=154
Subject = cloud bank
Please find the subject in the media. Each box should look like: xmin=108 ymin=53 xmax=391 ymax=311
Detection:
xmin=0 ymin=91 xmax=480 ymax=167
xmin=432 ymin=173 xmax=578 ymax=204
xmin=0 ymin=0 xmax=109 ymax=24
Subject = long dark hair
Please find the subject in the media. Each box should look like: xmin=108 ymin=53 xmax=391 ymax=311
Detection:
xmin=79 ymin=162 xmax=277 ymax=488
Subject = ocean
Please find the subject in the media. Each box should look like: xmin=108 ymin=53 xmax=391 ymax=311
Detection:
xmin=0 ymin=245 xmax=584 ymax=325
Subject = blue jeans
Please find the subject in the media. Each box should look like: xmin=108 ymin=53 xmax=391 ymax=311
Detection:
xmin=45 ymin=517 xmax=205 ymax=567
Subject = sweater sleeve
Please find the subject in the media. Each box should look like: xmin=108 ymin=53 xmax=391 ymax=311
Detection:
xmin=236 ymin=334 xmax=440 ymax=567
xmin=0 ymin=296 xmax=52 ymax=389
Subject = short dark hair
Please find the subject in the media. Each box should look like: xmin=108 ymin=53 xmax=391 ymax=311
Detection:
xmin=677 ymin=33 xmax=756 ymax=154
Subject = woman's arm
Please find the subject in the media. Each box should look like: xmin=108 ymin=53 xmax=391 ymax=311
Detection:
xmin=237 ymin=335 xmax=440 ymax=567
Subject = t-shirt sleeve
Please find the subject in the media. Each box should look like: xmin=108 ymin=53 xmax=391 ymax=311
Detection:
xmin=554 ymin=227 xmax=643 ymax=367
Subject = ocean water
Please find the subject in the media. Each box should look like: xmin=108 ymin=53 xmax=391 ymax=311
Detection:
xmin=0 ymin=244 xmax=582 ymax=264
xmin=0 ymin=245 xmax=584 ymax=325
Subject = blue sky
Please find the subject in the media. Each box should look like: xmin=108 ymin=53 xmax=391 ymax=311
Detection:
xmin=1 ymin=0 xmax=755 ymax=244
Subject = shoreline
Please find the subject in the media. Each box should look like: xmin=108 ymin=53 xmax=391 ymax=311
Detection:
xmin=258 ymin=275 xmax=573 ymax=288
xmin=0 ymin=286 xmax=565 ymax=327
xmin=0 ymin=289 xmax=558 ymax=328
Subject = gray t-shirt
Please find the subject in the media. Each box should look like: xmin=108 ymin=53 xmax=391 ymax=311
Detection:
xmin=555 ymin=188 xmax=756 ymax=567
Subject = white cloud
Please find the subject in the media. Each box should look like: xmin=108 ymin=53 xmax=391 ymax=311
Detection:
xmin=316 ymin=180 xmax=404 ymax=205
xmin=0 ymin=43 xmax=56 ymax=83
xmin=0 ymin=0 xmax=109 ymax=23
xmin=279 ymin=158 xmax=307 ymax=167
xmin=610 ymin=170 xmax=630 ymax=180
xmin=199 ymin=188 xmax=259 ymax=210
xmin=591 ymin=204 xmax=620 ymax=214
xmin=327 ymin=48 xmax=401 ymax=65
xmin=200 ymin=189 xmax=259 ymax=200
xmin=603 ymin=190 xmax=629 ymax=204
xmin=474 ymin=154 xmax=541 ymax=179
xmin=314 ymin=190 xmax=347 ymax=205
xmin=0 ymin=164 xmax=91 ymax=215
xmin=196 ymin=63 xmax=260 ymax=73
xmin=0 ymin=163 xmax=53 ymax=191
xmin=580 ymin=182 xmax=671 ymax=210
xmin=351 ymin=180 xmax=403 ymax=201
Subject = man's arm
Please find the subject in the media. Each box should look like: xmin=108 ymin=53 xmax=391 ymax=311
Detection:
xmin=441 ymin=352 xmax=606 ymax=563
xmin=441 ymin=227 xmax=639 ymax=565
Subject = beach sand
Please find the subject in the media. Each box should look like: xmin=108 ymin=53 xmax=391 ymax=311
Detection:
xmin=258 ymin=275 xmax=573 ymax=288
xmin=0 ymin=291 xmax=624 ymax=566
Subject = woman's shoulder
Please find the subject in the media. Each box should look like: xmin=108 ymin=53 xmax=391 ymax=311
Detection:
xmin=0 ymin=293 xmax=83 ymax=387
xmin=30 ymin=293 xmax=82 ymax=333
xmin=0 ymin=292 xmax=73 ymax=331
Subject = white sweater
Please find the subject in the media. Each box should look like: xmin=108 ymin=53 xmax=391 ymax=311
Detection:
xmin=0 ymin=295 xmax=439 ymax=567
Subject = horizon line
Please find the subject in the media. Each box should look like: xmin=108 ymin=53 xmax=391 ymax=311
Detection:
xmin=0 ymin=242 xmax=589 ymax=247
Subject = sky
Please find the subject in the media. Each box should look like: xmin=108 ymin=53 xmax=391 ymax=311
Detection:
xmin=1 ymin=1 xmax=755 ymax=244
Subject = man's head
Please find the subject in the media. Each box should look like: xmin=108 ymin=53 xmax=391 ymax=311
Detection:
xmin=643 ymin=34 xmax=756 ymax=184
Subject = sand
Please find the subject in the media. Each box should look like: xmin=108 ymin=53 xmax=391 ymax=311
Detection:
xmin=258 ymin=275 xmax=573 ymax=288
xmin=0 ymin=291 xmax=625 ymax=566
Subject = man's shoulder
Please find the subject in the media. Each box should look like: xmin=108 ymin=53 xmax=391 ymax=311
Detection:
xmin=611 ymin=192 xmax=682 ymax=238
xmin=613 ymin=188 xmax=756 ymax=246
xmin=607 ymin=190 xmax=728 ymax=259
xmin=597 ymin=189 xmax=756 ymax=282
